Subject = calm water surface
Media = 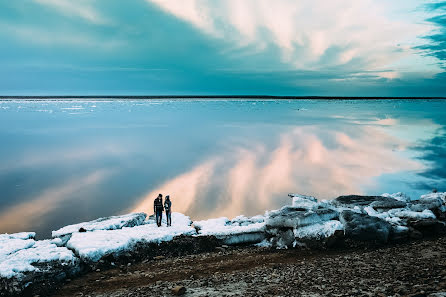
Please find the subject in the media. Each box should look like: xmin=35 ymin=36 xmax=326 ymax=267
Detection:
xmin=0 ymin=99 xmax=445 ymax=238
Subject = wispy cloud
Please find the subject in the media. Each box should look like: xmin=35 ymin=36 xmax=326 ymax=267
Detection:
xmin=31 ymin=0 xmax=109 ymax=25
xmin=0 ymin=22 xmax=121 ymax=49
xmin=147 ymin=0 xmax=438 ymax=78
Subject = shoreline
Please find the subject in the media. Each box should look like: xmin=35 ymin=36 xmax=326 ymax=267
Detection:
xmin=2 ymin=191 xmax=446 ymax=296
xmin=53 ymin=236 xmax=446 ymax=297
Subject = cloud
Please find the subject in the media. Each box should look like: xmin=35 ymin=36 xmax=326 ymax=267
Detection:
xmin=146 ymin=0 xmax=438 ymax=78
xmin=416 ymin=1 xmax=446 ymax=69
xmin=0 ymin=22 xmax=121 ymax=49
xmin=0 ymin=169 xmax=114 ymax=233
xmin=31 ymin=0 xmax=108 ymax=25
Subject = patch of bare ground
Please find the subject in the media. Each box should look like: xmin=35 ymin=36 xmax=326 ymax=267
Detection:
xmin=52 ymin=237 xmax=446 ymax=297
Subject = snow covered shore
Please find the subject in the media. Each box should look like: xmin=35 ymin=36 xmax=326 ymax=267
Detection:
xmin=1 ymin=191 xmax=446 ymax=296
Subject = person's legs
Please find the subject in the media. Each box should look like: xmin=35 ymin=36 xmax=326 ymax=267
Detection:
xmin=156 ymin=211 xmax=162 ymax=226
xmin=167 ymin=211 xmax=171 ymax=226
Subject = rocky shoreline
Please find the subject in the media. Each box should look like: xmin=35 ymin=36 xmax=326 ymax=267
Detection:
xmin=1 ymin=191 xmax=446 ymax=296
xmin=53 ymin=236 xmax=446 ymax=297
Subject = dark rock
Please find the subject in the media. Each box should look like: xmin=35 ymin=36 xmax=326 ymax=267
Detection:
xmin=171 ymin=285 xmax=186 ymax=295
xmin=339 ymin=210 xmax=391 ymax=243
xmin=78 ymin=227 xmax=87 ymax=233
xmin=408 ymin=219 xmax=446 ymax=236
xmin=370 ymin=199 xmax=407 ymax=210
xmin=409 ymin=228 xmax=423 ymax=240
xmin=389 ymin=225 xmax=409 ymax=242
xmin=153 ymin=256 xmax=165 ymax=260
xmin=333 ymin=195 xmax=401 ymax=208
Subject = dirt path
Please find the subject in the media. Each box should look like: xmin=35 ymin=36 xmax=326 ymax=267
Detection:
xmin=53 ymin=237 xmax=446 ymax=297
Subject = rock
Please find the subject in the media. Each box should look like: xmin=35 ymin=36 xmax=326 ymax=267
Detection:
xmin=339 ymin=210 xmax=391 ymax=243
xmin=171 ymin=285 xmax=186 ymax=295
xmin=270 ymin=228 xmax=295 ymax=248
xmin=408 ymin=219 xmax=446 ymax=236
xmin=153 ymin=256 xmax=165 ymax=260
xmin=221 ymin=245 xmax=229 ymax=248
xmin=370 ymin=199 xmax=407 ymax=210
xmin=78 ymin=227 xmax=87 ymax=233
xmin=333 ymin=195 xmax=402 ymax=208
xmin=215 ymin=247 xmax=226 ymax=252
xmin=409 ymin=228 xmax=423 ymax=240
xmin=390 ymin=225 xmax=409 ymax=242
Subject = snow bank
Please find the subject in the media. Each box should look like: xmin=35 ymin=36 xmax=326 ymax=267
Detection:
xmin=0 ymin=233 xmax=36 ymax=260
xmin=194 ymin=215 xmax=266 ymax=245
xmin=66 ymin=212 xmax=195 ymax=262
xmin=382 ymin=192 xmax=411 ymax=202
xmin=266 ymin=205 xmax=338 ymax=229
xmin=391 ymin=209 xmax=436 ymax=220
xmin=52 ymin=213 xmax=147 ymax=238
xmin=289 ymin=194 xmax=318 ymax=209
xmin=294 ymin=220 xmax=343 ymax=240
xmin=0 ymin=235 xmax=77 ymax=279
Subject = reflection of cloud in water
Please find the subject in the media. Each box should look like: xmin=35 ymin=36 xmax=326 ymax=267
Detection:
xmin=132 ymin=125 xmax=423 ymax=220
xmin=131 ymin=160 xmax=218 ymax=214
xmin=0 ymin=169 xmax=113 ymax=233
xmin=0 ymin=144 xmax=130 ymax=171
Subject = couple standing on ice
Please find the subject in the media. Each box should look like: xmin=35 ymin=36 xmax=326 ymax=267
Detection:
xmin=153 ymin=194 xmax=172 ymax=227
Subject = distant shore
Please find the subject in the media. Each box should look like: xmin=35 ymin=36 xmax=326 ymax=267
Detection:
xmin=1 ymin=95 xmax=446 ymax=100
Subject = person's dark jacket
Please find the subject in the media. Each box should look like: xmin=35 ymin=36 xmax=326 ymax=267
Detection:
xmin=164 ymin=199 xmax=171 ymax=212
xmin=154 ymin=198 xmax=164 ymax=213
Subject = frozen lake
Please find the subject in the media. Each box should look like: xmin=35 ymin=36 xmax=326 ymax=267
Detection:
xmin=0 ymin=99 xmax=445 ymax=238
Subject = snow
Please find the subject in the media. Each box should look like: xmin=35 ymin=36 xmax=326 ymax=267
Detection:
xmin=0 ymin=233 xmax=37 ymax=259
xmin=52 ymin=213 xmax=147 ymax=238
xmin=66 ymin=212 xmax=195 ymax=262
xmin=266 ymin=206 xmax=338 ymax=228
xmin=382 ymin=192 xmax=411 ymax=202
xmin=420 ymin=192 xmax=446 ymax=202
xmin=194 ymin=216 xmax=266 ymax=245
xmin=290 ymin=194 xmax=318 ymax=209
xmin=194 ymin=217 xmax=265 ymax=237
xmin=364 ymin=206 xmax=436 ymax=223
xmin=254 ymin=239 xmax=273 ymax=248
xmin=294 ymin=220 xmax=343 ymax=240
xmin=391 ymin=209 xmax=436 ymax=220
xmin=0 ymin=237 xmax=77 ymax=279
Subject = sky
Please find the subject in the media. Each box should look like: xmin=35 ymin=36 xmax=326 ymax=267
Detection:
xmin=0 ymin=0 xmax=446 ymax=96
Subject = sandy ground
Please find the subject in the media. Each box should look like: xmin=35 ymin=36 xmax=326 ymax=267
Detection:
xmin=52 ymin=237 xmax=446 ymax=297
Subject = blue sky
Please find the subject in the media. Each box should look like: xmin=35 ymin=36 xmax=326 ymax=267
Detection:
xmin=1 ymin=0 xmax=446 ymax=96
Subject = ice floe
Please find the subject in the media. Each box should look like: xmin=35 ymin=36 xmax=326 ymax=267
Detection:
xmin=66 ymin=212 xmax=195 ymax=262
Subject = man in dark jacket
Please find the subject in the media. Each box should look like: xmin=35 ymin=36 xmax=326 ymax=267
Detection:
xmin=154 ymin=194 xmax=164 ymax=227
xmin=164 ymin=195 xmax=172 ymax=226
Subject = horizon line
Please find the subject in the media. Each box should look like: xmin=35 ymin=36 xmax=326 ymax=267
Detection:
xmin=1 ymin=95 xmax=446 ymax=100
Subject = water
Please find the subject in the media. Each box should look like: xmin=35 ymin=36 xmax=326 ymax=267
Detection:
xmin=0 ymin=99 xmax=445 ymax=238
